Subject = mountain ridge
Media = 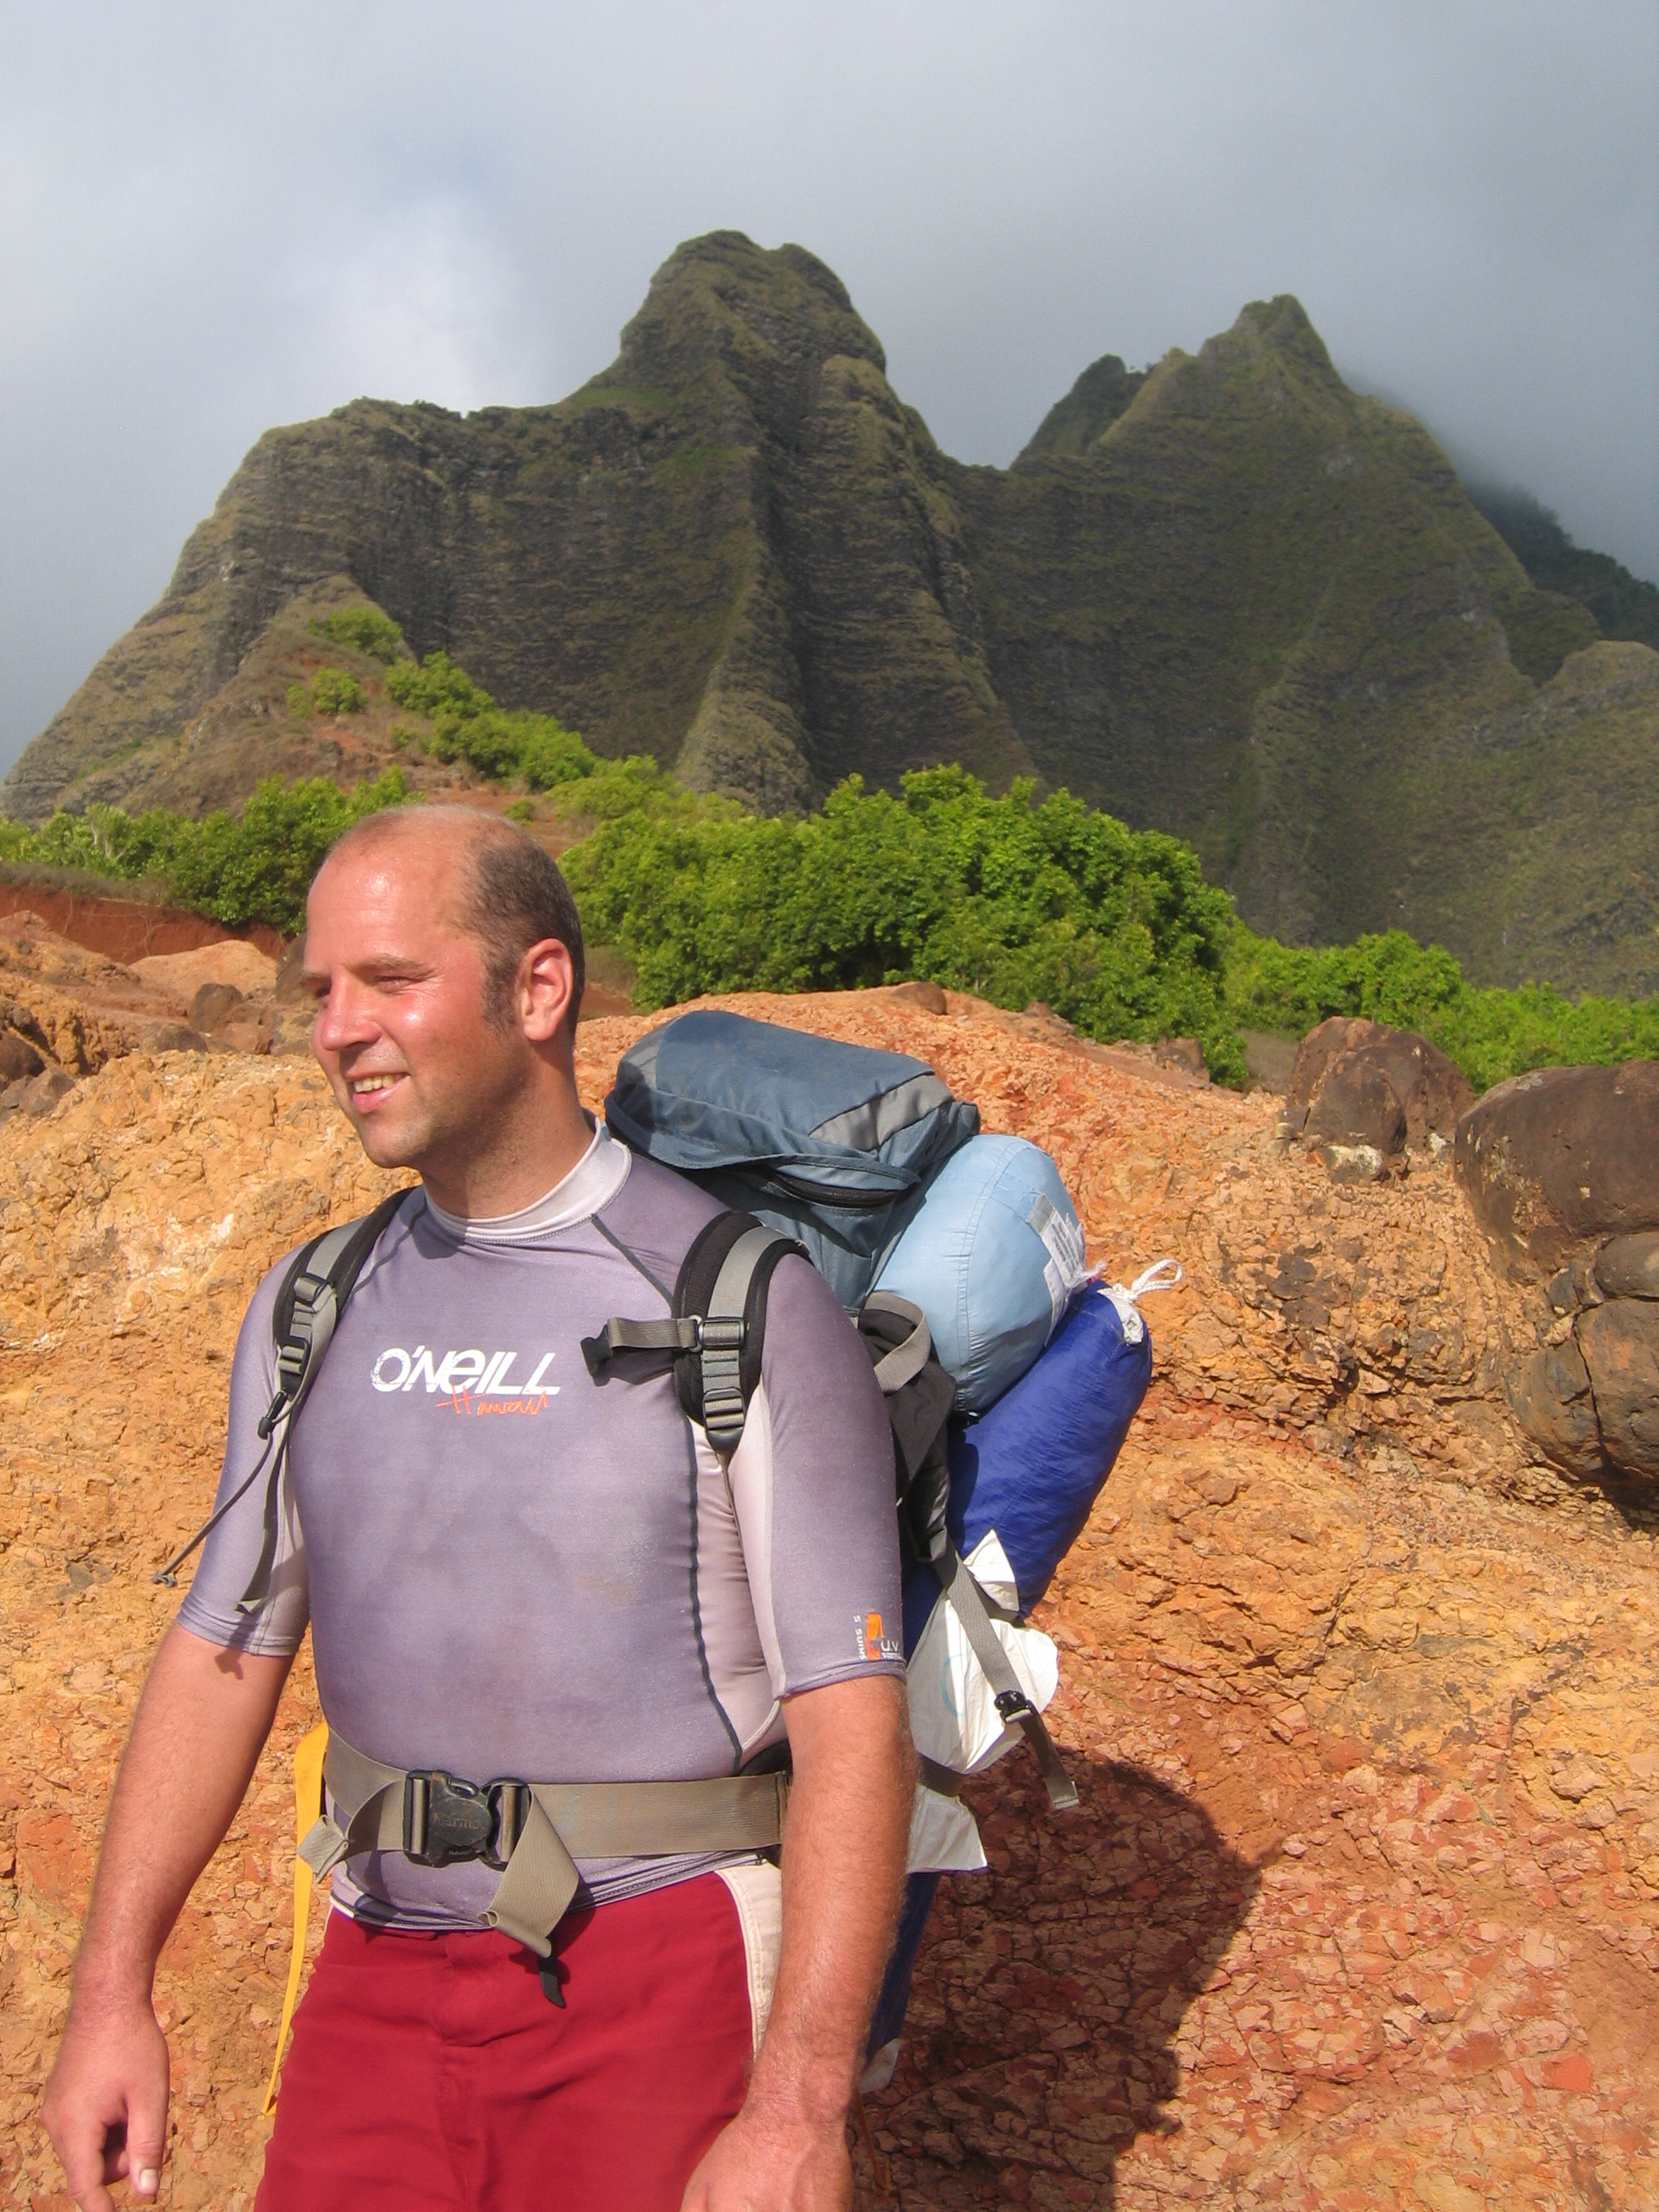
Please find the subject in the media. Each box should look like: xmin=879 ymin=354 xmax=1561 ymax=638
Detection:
xmin=7 ymin=231 xmax=1656 ymax=995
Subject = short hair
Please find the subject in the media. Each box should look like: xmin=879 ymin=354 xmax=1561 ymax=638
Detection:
xmin=467 ymin=825 xmax=585 ymax=1032
xmin=318 ymin=806 xmax=585 ymax=1033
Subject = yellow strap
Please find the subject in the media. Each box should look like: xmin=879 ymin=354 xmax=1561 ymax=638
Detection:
xmin=262 ymin=1719 xmax=329 ymax=2116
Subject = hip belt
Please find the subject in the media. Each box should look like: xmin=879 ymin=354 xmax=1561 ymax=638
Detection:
xmin=300 ymin=1729 xmax=792 ymax=1959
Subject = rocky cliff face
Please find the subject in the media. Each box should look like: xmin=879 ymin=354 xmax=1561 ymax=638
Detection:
xmin=2 ymin=934 xmax=1656 ymax=2207
xmin=7 ymin=235 xmax=1657 ymax=996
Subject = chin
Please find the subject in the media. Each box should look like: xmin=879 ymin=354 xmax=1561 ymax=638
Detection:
xmin=351 ymin=1113 xmax=424 ymax=1171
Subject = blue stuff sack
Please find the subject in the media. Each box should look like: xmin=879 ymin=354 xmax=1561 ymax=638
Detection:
xmin=873 ymin=1133 xmax=1086 ymax=1415
xmin=929 ymin=1269 xmax=1169 ymax=1633
xmin=605 ymin=1010 xmax=979 ymax=1309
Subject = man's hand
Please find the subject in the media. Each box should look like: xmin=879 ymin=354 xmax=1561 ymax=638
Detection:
xmin=43 ymin=1996 xmax=169 ymax=2212
xmin=683 ymin=1673 xmax=912 ymax=2212
xmin=680 ymin=2104 xmax=850 ymax=2212
xmin=41 ymin=1627 xmax=291 ymax=2210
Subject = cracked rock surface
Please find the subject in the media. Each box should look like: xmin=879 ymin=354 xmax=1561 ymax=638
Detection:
xmin=1 ymin=977 xmax=1654 ymax=2208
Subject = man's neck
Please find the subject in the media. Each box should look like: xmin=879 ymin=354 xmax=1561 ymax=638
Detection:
xmin=417 ymin=1088 xmax=595 ymax=1220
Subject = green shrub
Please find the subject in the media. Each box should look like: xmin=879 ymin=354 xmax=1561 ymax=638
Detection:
xmin=1224 ymin=926 xmax=1659 ymax=1092
xmin=0 ymin=772 xmax=409 ymax=935
xmin=566 ymin=766 xmax=1248 ymax=1081
xmin=310 ymin=668 xmax=364 ymax=717
xmin=385 ymin=651 xmax=593 ymax=788
xmin=311 ymin=608 xmax=405 ymax=663
xmin=286 ymin=681 xmax=313 ymax=719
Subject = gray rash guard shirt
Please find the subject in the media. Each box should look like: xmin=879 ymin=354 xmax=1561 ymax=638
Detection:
xmin=176 ymin=1126 xmax=902 ymax=1927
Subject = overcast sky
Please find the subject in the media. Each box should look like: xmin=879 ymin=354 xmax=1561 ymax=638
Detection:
xmin=3 ymin=0 xmax=1656 ymax=774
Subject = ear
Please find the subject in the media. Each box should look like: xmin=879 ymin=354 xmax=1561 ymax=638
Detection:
xmin=518 ymin=937 xmax=578 ymax=1045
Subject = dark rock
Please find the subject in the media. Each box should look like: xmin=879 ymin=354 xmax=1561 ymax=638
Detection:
xmin=1289 ymin=1017 xmax=1470 ymax=1157
xmin=1577 ymin=1301 xmax=1659 ymax=1482
xmin=1241 ymin=1029 xmax=1298 ymax=1094
xmin=1306 ymin=1057 xmax=1407 ymax=1162
xmin=4 ymin=1067 xmax=75 ymax=1118
xmin=1155 ymin=1038 xmax=1208 ymax=1080
xmin=0 ymin=1029 xmax=46 ymax=1084
xmin=889 ymin=980 xmax=947 ymax=1016
xmin=1506 ymin=1336 xmax=1606 ymax=1477
xmin=274 ymin=940 xmax=308 ymax=1005
xmin=142 ymin=1022 xmax=210 ymax=1055
xmin=1454 ymin=1061 xmax=1659 ymax=1276
xmin=1594 ymin=1231 xmax=1659 ymax=1301
xmin=189 ymin=981 xmax=245 ymax=1032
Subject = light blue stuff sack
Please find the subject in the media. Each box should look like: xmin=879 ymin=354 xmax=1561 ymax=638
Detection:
xmin=872 ymin=1132 xmax=1087 ymax=1415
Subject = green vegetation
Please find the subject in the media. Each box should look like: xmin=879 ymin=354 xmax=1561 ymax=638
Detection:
xmin=0 ymin=772 xmax=408 ymax=935
xmin=311 ymin=607 xmax=406 ymax=663
xmin=1470 ymin=484 xmax=1659 ymax=652
xmin=288 ymin=668 xmax=365 ymax=718
xmin=3 ymin=634 xmax=1654 ymax=1091
xmin=567 ymin=766 xmax=1249 ymax=1083
xmin=1226 ymin=927 xmax=1659 ymax=1094
xmin=385 ymin=653 xmax=592 ymax=789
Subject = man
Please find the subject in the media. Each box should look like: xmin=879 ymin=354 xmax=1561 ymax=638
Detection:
xmin=44 ymin=806 xmax=914 ymax=2211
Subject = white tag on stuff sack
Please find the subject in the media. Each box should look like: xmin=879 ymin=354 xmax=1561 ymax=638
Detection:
xmin=1027 ymin=1194 xmax=1089 ymax=1339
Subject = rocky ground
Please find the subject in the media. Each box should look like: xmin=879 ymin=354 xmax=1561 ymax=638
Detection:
xmin=1 ymin=955 xmax=1655 ymax=2208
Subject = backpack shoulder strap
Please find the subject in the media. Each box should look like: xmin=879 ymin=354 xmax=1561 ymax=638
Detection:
xmin=580 ymin=1210 xmax=806 ymax=1460
xmin=151 ymin=1187 xmax=414 ymax=1595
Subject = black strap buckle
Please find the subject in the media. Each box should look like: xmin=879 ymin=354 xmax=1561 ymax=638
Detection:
xmin=403 ymin=1771 xmax=531 ymax=1870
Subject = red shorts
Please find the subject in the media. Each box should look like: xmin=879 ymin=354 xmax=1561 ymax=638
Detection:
xmin=256 ymin=1874 xmax=755 ymax=2212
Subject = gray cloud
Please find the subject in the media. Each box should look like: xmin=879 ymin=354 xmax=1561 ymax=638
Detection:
xmin=3 ymin=0 xmax=1656 ymax=772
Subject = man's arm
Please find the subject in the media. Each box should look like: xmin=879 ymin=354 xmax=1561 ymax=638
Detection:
xmin=683 ymin=1672 xmax=914 ymax=2212
xmin=43 ymin=1625 xmax=293 ymax=2212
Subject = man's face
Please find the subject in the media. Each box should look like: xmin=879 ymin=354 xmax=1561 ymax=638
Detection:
xmin=302 ymin=834 xmax=526 ymax=1179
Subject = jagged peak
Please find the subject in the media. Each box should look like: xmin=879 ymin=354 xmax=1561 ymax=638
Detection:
xmin=1016 ymin=352 xmax=1147 ymax=465
xmin=619 ymin=230 xmax=885 ymax=387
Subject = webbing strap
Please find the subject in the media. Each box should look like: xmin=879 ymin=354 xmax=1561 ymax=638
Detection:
xmin=262 ymin=1720 xmax=329 ymax=2116
xmin=859 ymin=1291 xmax=933 ymax=1394
xmin=300 ymin=1732 xmax=793 ymax=1960
xmin=936 ymin=1550 xmax=1080 ymax=1812
xmin=917 ymin=1755 xmax=964 ymax=1799
xmin=700 ymin=1225 xmax=784 ymax=1455
xmin=580 ymin=1314 xmax=701 ymax=1373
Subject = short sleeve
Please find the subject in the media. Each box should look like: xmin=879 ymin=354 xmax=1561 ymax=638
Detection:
xmin=729 ymin=1256 xmax=904 ymax=1697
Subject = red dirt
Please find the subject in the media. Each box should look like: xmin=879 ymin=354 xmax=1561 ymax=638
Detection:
xmin=0 ymin=882 xmax=283 ymax=964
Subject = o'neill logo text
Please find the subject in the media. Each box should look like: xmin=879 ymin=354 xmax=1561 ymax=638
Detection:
xmin=370 ymin=1347 xmax=558 ymax=1416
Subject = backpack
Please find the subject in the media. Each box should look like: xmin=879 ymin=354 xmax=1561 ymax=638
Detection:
xmin=591 ymin=1010 xmax=1081 ymax=1807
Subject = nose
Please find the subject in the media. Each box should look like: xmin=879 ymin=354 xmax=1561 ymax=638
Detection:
xmin=311 ymin=975 xmax=381 ymax=1057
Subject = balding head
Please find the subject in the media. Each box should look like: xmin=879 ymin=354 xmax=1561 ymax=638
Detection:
xmin=317 ymin=805 xmax=585 ymax=1032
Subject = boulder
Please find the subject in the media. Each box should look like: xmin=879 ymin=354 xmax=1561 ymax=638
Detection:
xmin=274 ymin=940 xmax=309 ymax=1005
xmin=0 ymin=1028 xmax=46 ymax=1085
xmin=0 ymin=1066 xmax=74 ymax=1123
xmin=189 ymin=981 xmax=245 ymax=1033
xmin=1284 ymin=1017 xmax=1470 ymax=1176
xmin=1594 ymin=1231 xmax=1659 ymax=1301
xmin=1577 ymin=1300 xmax=1659 ymax=1483
xmin=1454 ymin=1061 xmax=1659 ymax=1277
xmin=1505 ymin=1338 xmax=1607 ymax=1479
xmin=1154 ymin=1038 xmax=1208 ymax=1080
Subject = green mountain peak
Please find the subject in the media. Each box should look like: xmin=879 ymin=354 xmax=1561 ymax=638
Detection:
xmin=6 ymin=234 xmax=1654 ymax=998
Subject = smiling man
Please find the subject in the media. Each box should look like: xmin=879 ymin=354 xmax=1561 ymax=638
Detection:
xmin=43 ymin=806 xmax=913 ymax=2212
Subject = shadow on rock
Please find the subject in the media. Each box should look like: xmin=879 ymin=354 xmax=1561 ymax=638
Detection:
xmin=873 ymin=1753 xmax=1258 ymax=2209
